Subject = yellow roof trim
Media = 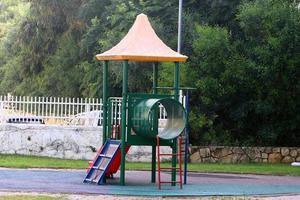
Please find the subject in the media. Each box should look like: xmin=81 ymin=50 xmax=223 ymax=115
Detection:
xmin=96 ymin=54 xmax=188 ymax=62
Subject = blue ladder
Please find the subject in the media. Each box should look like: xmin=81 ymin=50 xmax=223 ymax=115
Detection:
xmin=83 ymin=140 xmax=121 ymax=184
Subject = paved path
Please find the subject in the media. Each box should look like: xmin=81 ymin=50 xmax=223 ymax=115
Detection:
xmin=0 ymin=168 xmax=300 ymax=197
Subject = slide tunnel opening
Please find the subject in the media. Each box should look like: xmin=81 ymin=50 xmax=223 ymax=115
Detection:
xmin=132 ymin=98 xmax=186 ymax=140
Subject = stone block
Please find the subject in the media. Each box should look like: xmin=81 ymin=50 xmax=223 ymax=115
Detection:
xmin=219 ymin=154 xmax=233 ymax=164
xmin=212 ymin=148 xmax=232 ymax=158
xmin=232 ymin=147 xmax=243 ymax=154
xmin=221 ymin=148 xmax=233 ymax=157
xmin=257 ymin=147 xmax=265 ymax=152
xmin=290 ymin=150 xmax=298 ymax=158
xmin=213 ymin=157 xmax=220 ymax=163
xmin=232 ymin=154 xmax=241 ymax=163
xmin=127 ymin=146 xmax=171 ymax=162
xmin=202 ymin=157 xmax=211 ymax=163
xmin=255 ymin=152 xmax=262 ymax=158
xmin=238 ymin=155 xmax=250 ymax=163
xmin=272 ymin=147 xmax=280 ymax=153
xmin=268 ymin=153 xmax=282 ymax=163
xmin=65 ymin=150 xmax=77 ymax=159
xmin=190 ymin=147 xmax=199 ymax=154
xmin=211 ymin=149 xmax=219 ymax=158
xmin=6 ymin=149 xmax=16 ymax=154
xmin=262 ymin=158 xmax=268 ymax=163
xmin=264 ymin=147 xmax=272 ymax=153
xmin=244 ymin=148 xmax=258 ymax=160
xmin=209 ymin=146 xmax=217 ymax=151
xmin=296 ymin=157 xmax=300 ymax=162
xmin=261 ymin=153 xmax=268 ymax=159
xmin=254 ymin=157 xmax=262 ymax=163
xmin=190 ymin=151 xmax=201 ymax=163
xmin=209 ymin=157 xmax=217 ymax=163
xmin=281 ymin=156 xmax=295 ymax=163
xmin=281 ymin=148 xmax=289 ymax=156
xmin=199 ymin=148 xmax=210 ymax=157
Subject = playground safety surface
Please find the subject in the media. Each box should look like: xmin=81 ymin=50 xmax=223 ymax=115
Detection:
xmin=0 ymin=168 xmax=300 ymax=197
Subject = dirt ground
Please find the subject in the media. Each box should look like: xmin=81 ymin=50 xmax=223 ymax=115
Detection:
xmin=1 ymin=192 xmax=300 ymax=200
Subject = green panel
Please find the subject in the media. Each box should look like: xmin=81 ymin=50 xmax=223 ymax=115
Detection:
xmin=127 ymin=93 xmax=186 ymax=141
xmin=126 ymin=134 xmax=173 ymax=146
xmin=132 ymin=98 xmax=160 ymax=138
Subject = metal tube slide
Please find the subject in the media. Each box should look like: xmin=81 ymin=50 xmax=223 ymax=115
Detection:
xmin=132 ymin=98 xmax=186 ymax=140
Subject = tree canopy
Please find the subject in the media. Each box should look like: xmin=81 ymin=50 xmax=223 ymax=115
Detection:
xmin=0 ymin=0 xmax=299 ymax=146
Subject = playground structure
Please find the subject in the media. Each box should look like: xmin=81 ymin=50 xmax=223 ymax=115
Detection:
xmin=83 ymin=13 xmax=189 ymax=188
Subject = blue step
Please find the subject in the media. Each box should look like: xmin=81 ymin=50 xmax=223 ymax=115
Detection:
xmin=83 ymin=140 xmax=121 ymax=184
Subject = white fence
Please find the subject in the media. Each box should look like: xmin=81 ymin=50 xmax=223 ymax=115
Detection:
xmin=0 ymin=94 xmax=185 ymax=127
xmin=0 ymin=95 xmax=102 ymax=126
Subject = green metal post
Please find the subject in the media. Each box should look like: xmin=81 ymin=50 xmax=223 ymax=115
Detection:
xmin=172 ymin=62 xmax=180 ymax=186
xmin=102 ymin=61 xmax=109 ymax=145
xmin=101 ymin=61 xmax=109 ymax=184
xmin=153 ymin=62 xmax=158 ymax=94
xmin=174 ymin=62 xmax=180 ymax=99
xmin=120 ymin=60 xmax=128 ymax=185
xmin=151 ymin=62 xmax=158 ymax=183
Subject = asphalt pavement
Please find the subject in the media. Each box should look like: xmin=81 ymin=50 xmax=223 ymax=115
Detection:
xmin=0 ymin=168 xmax=300 ymax=197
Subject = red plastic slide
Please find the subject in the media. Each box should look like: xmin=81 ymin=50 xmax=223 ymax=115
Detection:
xmin=86 ymin=145 xmax=130 ymax=178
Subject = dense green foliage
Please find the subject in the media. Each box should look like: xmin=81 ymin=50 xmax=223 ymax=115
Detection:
xmin=0 ymin=0 xmax=299 ymax=146
xmin=187 ymin=0 xmax=300 ymax=146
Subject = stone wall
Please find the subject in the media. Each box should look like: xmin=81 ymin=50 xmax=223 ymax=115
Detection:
xmin=190 ymin=146 xmax=300 ymax=164
xmin=0 ymin=124 xmax=171 ymax=161
xmin=8 ymin=124 xmax=298 ymax=164
xmin=0 ymin=124 xmax=102 ymax=160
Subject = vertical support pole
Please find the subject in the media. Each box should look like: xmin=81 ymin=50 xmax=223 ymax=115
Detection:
xmin=174 ymin=62 xmax=180 ymax=99
xmin=177 ymin=0 xmax=183 ymax=53
xmin=102 ymin=61 xmax=109 ymax=184
xmin=151 ymin=145 xmax=156 ymax=183
xmin=153 ymin=62 xmax=158 ymax=94
xmin=120 ymin=60 xmax=128 ymax=186
xmin=178 ymin=136 xmax=183 ymax=189
xmin=102 ymin=61 xmax=109 ymax=145
xmin=157 ymin=136 xmax=161 ymax=190
xmin=172 ymin=62 xmax=180 ymax=186
xmin=184 ymin=90 xmax=189 ymax=184
xmin=151 ymin=62 xmax=158 ymax=183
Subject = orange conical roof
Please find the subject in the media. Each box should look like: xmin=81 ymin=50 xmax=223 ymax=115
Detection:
xmin=96 ymin=14 xmax=188 ymax=62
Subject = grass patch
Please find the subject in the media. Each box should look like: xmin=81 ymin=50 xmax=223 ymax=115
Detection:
xmin=0 ymin=195 xmax=64 ymax=200
xmin=127 ymin=162 xmax=300 ymax=176
xmin=0 ymin=154 xmax=86 ymax=169
xmin=0 ymin=154 xmax=299 ymax=176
